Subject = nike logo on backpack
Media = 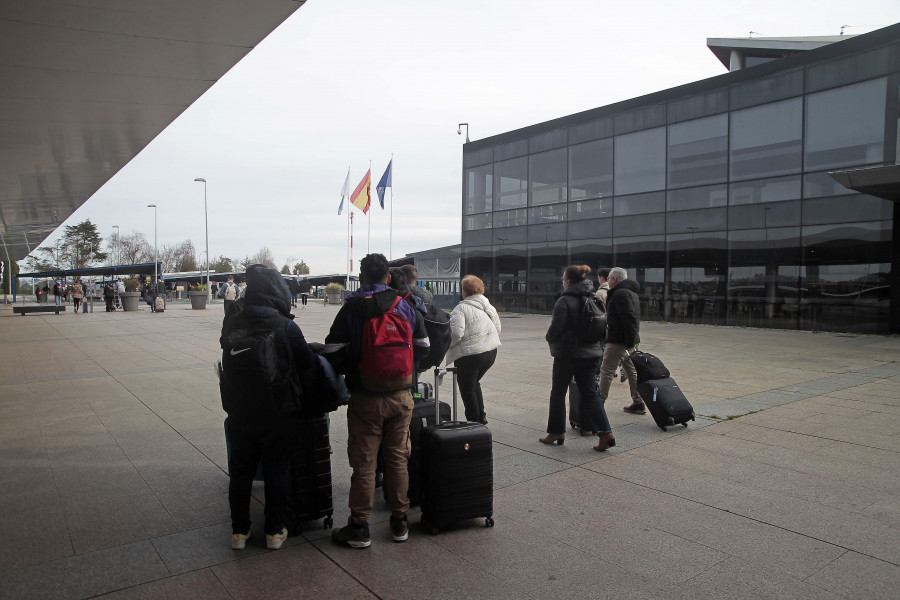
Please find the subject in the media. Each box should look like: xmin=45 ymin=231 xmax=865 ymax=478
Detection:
xmin=230 ymin=347 xmax=251 ymax=356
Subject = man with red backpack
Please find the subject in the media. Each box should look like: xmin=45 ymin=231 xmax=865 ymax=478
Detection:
xmin=325 ymin=253 xmax=429 ymax=548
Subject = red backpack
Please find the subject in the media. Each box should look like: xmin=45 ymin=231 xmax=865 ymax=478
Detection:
xmin=359 ymin=297 xmax=414 ymax=392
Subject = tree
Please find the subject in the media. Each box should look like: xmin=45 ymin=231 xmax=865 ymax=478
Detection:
xmin=60 ymin=220 xmax=107 ymax=269
xmin=118 ymin=231 xmax=153 ymax=265
xmin=293 ymin=260 xmax=310 ymax=275
xmin=280 ymin=264 xmax=291 ymax=274
xmin=1 ymin=259 xmax=19 ymax=294
xmin=159 ymin=243 xmax=179 ymax=274
xmin=173 ymin=240 xmax=197 ymax=272
xmin=25 ymin=251 xmax=55 ymax=273
xmin=249 ymin=247 xmax=276 ymax=270
xmin=209 ymin=255 xmax=233 ymax=274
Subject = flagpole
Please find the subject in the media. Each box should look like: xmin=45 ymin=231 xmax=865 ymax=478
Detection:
xmin=345 ymin=167 xmax=350 ymax=291
xmin=367 ymin=160 xmax=372 ymax=255
xmin=389 ymin=153 xmax=394 ymax=261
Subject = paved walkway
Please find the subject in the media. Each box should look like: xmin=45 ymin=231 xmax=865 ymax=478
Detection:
xmin=0 ymin=300 xmax=898 ymax=599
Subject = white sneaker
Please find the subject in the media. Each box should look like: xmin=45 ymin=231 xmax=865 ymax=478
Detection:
xmin=266 ymin=527 xmax=288 ymax=550
xmin=231 ymin=531 xmax=251 ymax=550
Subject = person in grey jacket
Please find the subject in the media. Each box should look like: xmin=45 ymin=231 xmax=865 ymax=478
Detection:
xmin=540 ymin=265 xmax=614 ymax=451
xmin=598 ymin=267 xmax=644 ymax=414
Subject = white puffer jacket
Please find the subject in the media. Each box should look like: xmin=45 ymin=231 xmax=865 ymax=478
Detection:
xmin=446 ymin=294 xmax=502 ymax=365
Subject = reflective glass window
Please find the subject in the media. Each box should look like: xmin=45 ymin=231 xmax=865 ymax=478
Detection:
xmin=729 ymin=175 xmax=801 ymax=205
xmin=492 ymin=208 xmax=528 ymax=228
xmin=529 ymin=223 xmax=566 ymax=242
xmin=461 ymin=229 xmax=492 ymax=246
xmin=613 ymin=235 xmax=666 ymax=320
xmin=805 ymin=78 xmax=886 ymax=170
xmin=569 ymin=218 xmax=612 ymax=240
xmin=666 ymin=208 xmax=727 ymax=234
xmin=464 ymin=164 xmax=492 ymax=214
xmin=569 ymin=197 xmax=612 ymax=221
xmin=804 ymin=171 xmax=858 ymax=199
xmin=667 ymin=184 xmax=727 ymax=211
xmin=667 ymin=231 xmax=727 ymax=325
xmin=529 ymin=149 xmax=568 ymax=206
xmin=528 ymin=203 xmax=567 ymax=224
xmin=568 ymin=238 xmax=614 ymax=273
xmin=730 ymin=98 xmax=802 ymax=180
xmin=496 ymin=245 xmax=527 ymax=295
xmin=463 ymin=213 xmax=492 ymax=231
xmin=802 ymin=195 xmax=893 ymax=225
xmin=492 ymin=225 xmax=527 ymax=245
xmin=614 ymin=127 xmax=666 ymax=195
xmin=569 ymin=139 xmax=613 ymax=201
xmin=529 ymin=242 xmax=568 ymax=300
xmin=460 ymin=245 xmax=493 ymax=295
xmin=494 ymin=157 xmax=528 ymax=209
xmin=614 ymin=213 xmax=665 ymax=236
xmin=615 ymin=191 xmax=665 ymax=216
xmin=667 ymin=114 xmax=728 ymax=188
xmin=728 ymin=201 xmax=800 ymax=230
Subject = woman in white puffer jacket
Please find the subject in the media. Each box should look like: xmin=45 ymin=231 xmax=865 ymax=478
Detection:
xmin=446 ymin=275 xmax=501 ymax=424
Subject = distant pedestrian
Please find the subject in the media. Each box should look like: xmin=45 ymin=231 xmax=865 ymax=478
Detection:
xmin=298 ymin=277 xmax=311 ymax=308
xmin=288 ymin=277 xmax=300 ymax=307
xmin=446 ymin=275 xmax=501 ymax=424
xmin=597 ymin=267 xmax=644 ymax=415
xmin=220 ymin=276 xmax=239 ymax=314
xmin=70 ymin=280 xmax=84 ymax=314
xmin=52 ymin=281 xmax=63 ymax=306
xmin=103 ymin=282 xmax=115 ymax=312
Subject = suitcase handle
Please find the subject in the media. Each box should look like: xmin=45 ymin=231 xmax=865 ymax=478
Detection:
xmin=433 ymin=367 xmax=458 ymax=424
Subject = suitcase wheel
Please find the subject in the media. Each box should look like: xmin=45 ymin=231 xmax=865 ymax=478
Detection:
xmin=659 ymin=425 xmax=667 ymax=432
xmin=323 ymin=516 xmax=333 ymax=529
xmin=485 ymin=517 xmax=494 ymax=528
xmin=682 ymin=422 xmax=688 ymax=428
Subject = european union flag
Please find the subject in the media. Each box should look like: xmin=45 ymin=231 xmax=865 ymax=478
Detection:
xmin=376 ymin=159 xmax=392 ymax=209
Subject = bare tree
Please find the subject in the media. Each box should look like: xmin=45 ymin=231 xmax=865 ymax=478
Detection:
xmin=174 ymin=240 xmax=197 ymax=272
xmin=118 ymin=231 xmax=153 ymax=265
xmin=293 ymin=260 xmax=310 ymax=275
xmin=159 ymin=243 xmax=179 ymax=274
xmin=249 ymin=247 xmax=277 ymax=270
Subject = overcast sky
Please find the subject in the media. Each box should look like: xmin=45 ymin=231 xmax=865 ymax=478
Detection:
xmin=41 ymin=0 xmax=898 ymax=275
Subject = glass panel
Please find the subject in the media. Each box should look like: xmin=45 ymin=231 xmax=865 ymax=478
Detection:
xmin=615 ymin=191 xmax=665 ymax=216
xmin=801 ymin=221 xmax=892 ymax=333
xmin=492 ymin=208 xmax=528 ymax=228
xmin=728 ymin=227 xmax=802 ymax=329
xmin=568 ymin=238 xmax=614 ymax=272
xmin=492 ymin=225 xmax=527 ymax=245
xmin=667 ymin=184 xmax=727 ymax=211
xmin=614 ymin=213 xmax=665 ymax=236
xmin=667 ymin=114 xmax=728 ymax=188
xmin=569 ymin=197 xmax=612 ymax=221
xmin=463 ymin=213 xmax=492 ymax=231
xmin=461 ymin=229 xmax=492 ymax=246
xmin=728 ymin=201 xmax=801 ymax=230
xmin=614 ymin=104 xmax=666 ymax=135
xmin=529 ymin=242 xmax=568 ymax=308
xmin=804 ymin=171 xmax=857 ymax=199
xmin=667 ymin=231 xmax=727 ymax=325
xmin=802 ymin=195 xmax=893 ymax=225
xmin=528 ymin=203 xmax=567 ymax=225
xmin=494 ymin=139 xmax=528 ymax=161
xmin=496 ymin=244 xmax=527 ymax=295
xmin=529 ymin=149 xmax=568 ymax=206
xmin=568 ymin=117 xmax=614 ymax=144
xmin=494 ymin=157 xmax=528 ymax=210
xmin=729 ymin=175 xmax=801 ymax=205
xmin=729 ymin=69 xmax=803 ymax=110
xmin=569 ymin=218 xmax=612 ymax=240
xmin=528 ymin=222 xmax=566 ymax=242
xmin=806 ymin=45 xmax=896 ymax=92
xmin=667 ymin=89 xmax=729 ymax=123
xmin=460 ymin=246 xmax=493 ymax=297
xmin=614 ymin=127 xmax=666 ymax=195
xmin=463 ymin=146 xmax=493 ymax=168
xmin=530 ymin=129 xmax=567 ymax=153
xmin=666 ymin=208 xmax=727 ymax=234
xmin=569 ymin=139 xmax=613 ymax=201
xmin=730 ymin=98 xmax=802 ymax=180
xmin=465 ymin=164 xmax=492 ymax=214
xmin=613 ymin=235 xmax=666 ymax=321
xmin=805 ymin=78 xmax=886 ymax=170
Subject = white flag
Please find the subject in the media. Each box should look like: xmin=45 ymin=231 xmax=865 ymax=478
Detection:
xmin=337 ymin=168 xmax=350 ymax=215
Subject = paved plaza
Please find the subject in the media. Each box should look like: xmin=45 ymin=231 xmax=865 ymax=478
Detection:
xmin=0 ymin=298 xmax=898 ymax=599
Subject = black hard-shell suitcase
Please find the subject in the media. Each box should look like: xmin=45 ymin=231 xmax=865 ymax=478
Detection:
xmin=419 ymin=367 xmax=494 ymax=533
xmin=286 ymin=414 xmax=334 ymax=531
xmin=630 ymin=351 xmax=670 ymax=383
xmin=568 ymin=377 xmax=594 ymax=434
xmin=382 ymin=396 xmax=451 ymax=506
xmin=637 ymin=377 xmax=695 ymax=431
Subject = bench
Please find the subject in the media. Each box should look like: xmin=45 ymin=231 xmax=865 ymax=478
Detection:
xmin=13 ymin=305 xmax=67 ymax=316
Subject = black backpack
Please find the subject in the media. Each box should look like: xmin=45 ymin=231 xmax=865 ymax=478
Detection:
xmin=219 ymin=313 xmax=301 ymax=420
xmin=415 ymin=302 xmax=451 ymax=372
xmin=575 ymin=295 xmax=607 ymax=344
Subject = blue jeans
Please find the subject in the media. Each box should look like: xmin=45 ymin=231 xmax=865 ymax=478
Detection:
xmin=546 ymin=356 xmax=611 ymax=435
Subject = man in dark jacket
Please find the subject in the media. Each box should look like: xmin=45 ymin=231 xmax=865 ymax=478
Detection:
xmin=598 ymin=267 xmax=645 ymax=414
xmin=325 ymin=253 xmax=429 ymax=548
xmin=298 ymin=277 xmax=311 ymax=308
xmin=288 ymin=277 xmax=300 ymax=307
xmin=221 ymin=264 xmax=319 ymax=551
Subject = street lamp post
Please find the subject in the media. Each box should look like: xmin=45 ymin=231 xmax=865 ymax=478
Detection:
xmin=147 ymin=204 xmax=158 ymax=283
xmin=457 ymin=123 xmax=470 ymax=143
xmin=194 ymin=178 xmax=210 ymax=302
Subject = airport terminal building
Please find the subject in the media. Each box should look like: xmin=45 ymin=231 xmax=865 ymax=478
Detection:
xmin=460 ymin=24 xmax=900 ymax=333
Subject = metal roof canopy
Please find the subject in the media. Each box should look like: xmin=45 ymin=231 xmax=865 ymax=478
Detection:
xmin=0 ymin=0 xmax=306 ymax=263
xmin=829 ymin=164 xmax=900 ymax=202
xmin=18 ymin=262 xmax=160 ymax=279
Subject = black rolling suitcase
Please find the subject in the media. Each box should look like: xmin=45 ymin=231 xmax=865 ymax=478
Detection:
xmin=286 ymin=414 xmax=334 ymax=531
xmin=419 ymin=367 xmax=494 ymax=534
xmin=568 ymin=377 xmax=594 ymax=434
xmin=382 ymin=394 xmax=451 ymax=507
xmin=637 ymin=377 xmax=695 ymax=431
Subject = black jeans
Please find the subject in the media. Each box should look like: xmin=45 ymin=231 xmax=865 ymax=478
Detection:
xmin=227 ymin=416 xmax=296 ymax=535
xmin=455 ymin=349 xmax=497 ymax=423
xmin=546 ymin=356 xmax=610 ymax=435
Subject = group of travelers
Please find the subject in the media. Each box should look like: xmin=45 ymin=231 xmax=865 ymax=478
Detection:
xmin=288 ymin=276 xmax=311 ymax=308
xmin=539 ymin=265 xmax=643 ymax=452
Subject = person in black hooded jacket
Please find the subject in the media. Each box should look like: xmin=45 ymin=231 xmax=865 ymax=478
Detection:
xmin=598 ymin=267 xmax=645 ymax=415
xmin=221 ymin=264 xmax=319 ymax=551
xmin=540 ymin=265 xmax=614 ymax=452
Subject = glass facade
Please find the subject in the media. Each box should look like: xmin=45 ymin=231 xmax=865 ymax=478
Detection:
xmin=461 ymin=35 xmax=900 ymax=334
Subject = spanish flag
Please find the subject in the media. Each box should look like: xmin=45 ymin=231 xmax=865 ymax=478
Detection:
xmin=350 ymin=169 xmax=371 ymax=214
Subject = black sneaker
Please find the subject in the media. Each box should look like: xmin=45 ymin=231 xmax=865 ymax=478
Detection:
xmin=390 ymin=515 xmax=409 ymax=542
xmin=331 ymin=519 xmax=371 ymax=549
xmin=623 ymin=401 xmax=646 ymax=415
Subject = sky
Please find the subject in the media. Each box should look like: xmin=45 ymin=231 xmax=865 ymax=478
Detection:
xmin=37 ymin=0 xmax=899 ymax=275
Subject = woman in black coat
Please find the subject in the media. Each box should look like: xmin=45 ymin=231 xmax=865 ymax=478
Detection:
xmin=540 ymin=264 xmax=615 ymax=451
